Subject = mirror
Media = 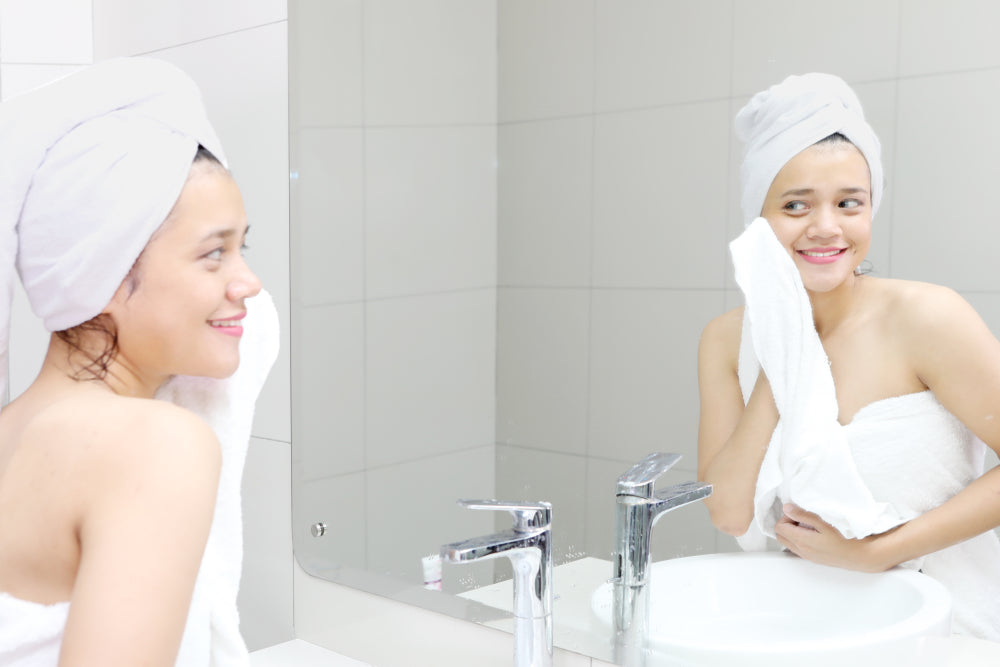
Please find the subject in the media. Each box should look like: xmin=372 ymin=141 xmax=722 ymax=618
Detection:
xmin=289 ymin=1 xmax=1000 ymax=659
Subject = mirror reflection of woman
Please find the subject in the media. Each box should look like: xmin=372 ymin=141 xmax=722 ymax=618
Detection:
xmin=0 ymin=59 xmax=275 ymax=666
xmin=698 ymin=73 xmax=1000 ymax=640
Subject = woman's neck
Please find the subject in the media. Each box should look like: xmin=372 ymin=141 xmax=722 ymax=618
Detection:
xmin=41 ymin=334 xmax=165 ymax=399
xmin=808 ymin=273 xmax=866 ymax=338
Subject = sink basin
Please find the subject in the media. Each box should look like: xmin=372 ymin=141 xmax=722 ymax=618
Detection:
xmin=591 ymin=552 xmax=951 ymax=666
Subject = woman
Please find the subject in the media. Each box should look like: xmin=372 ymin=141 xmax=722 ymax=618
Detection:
xmin=698 ymin=73 xmax=1000 ymax=639
xmin=0 ymin=58 xmax=275 ymax=665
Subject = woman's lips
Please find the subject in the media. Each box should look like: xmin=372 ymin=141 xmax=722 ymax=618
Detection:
xmin=797 ymin=247 xmax=846 ymax=265
xmin=209 ymin=312 xmax=246 ymax=337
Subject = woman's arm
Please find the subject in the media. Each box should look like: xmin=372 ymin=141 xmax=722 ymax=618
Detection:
xmin=777 ymin=284 xmax=1000 ymax=570
xmin=59 ymin=401 xmax=221 ymax=667
xmin=697 ymin=308 xmax=780 ymax=536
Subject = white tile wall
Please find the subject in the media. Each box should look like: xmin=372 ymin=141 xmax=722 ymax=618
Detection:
xmin=592 ymin=100 xmax=731 ymax=289
xmin=899 ymin=0 xmax=1000 ymax=76
xmin=498 ymin=118 xmax=594 ymax=287
xmin=365 ymin=290 xmax=496 ymax=468
xmin=291 ymin=128 xmax=365 ymax=306
xmin=496 ymin=288 xmax=590 ymax=455
xmin=289 ymin=0 xmax=363 ymax=128
xmin=0 ymin=0 xmax=92 ymax=64
xmin=92 ymin=0 xmax=286 ymax=58
xmin=365 ymin=126 xmax=497 ymax=298
xmin=498 ymin=0 xmax=594 ymax=122
xmin=730 ymin=0 xmax=900 ymax=97
xmin=293 ymin=303 xmax=365 ymax=479
xmin=587 ymin=290 xmax=726 ymax=465
xmin=366 ymin=447 xmax=495 ymax=588
xmin=363 ymin=0 xmax=496 ymax=126
xmin=891 ymin=70 xmax=1000 ymax=290
xmin=594 ymin=0 xmax=732 ymax=112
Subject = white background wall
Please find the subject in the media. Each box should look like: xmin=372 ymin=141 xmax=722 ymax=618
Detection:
xmin=0 ymin=0 xmax=293 ymax=650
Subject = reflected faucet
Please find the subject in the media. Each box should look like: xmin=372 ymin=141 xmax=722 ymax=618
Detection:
xmin=612 ymin=453 xmax=712 ymax=666
xmin=440 ymin=500 xmax=553 ymax=667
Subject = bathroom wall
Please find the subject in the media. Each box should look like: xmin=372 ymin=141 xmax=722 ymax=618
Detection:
xmin=494 ymin=0 xmax=1000 ymax=566
xmin=0 ymin=0 xmax=293 ymax=650
xmin=289 ymin=0 xmax=498 ymax=591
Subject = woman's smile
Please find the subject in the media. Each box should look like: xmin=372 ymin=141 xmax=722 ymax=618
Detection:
xmin=798 ymin=247 xmax=848 ymax=264
xmin=208 ymin=312 xmax=246 ymax=337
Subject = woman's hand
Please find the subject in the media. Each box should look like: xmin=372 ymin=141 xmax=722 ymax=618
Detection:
xmin=774 ymin=504 xmax=896 ymax=573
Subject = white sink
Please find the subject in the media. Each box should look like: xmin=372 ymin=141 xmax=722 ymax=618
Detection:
xmin=591 ymin=552 xmax=952 ymax=666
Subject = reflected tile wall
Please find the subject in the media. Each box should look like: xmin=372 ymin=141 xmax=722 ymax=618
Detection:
xmin=290 ymin=0 xmax=498 ymax=603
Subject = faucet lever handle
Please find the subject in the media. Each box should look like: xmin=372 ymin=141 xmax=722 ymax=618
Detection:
xmin=616 ymin=452 xmax=683 ymax=498
xmin=457 ymin=499 xmax=552 ymax=532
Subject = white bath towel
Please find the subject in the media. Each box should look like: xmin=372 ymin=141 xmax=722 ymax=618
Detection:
xmin=731 ymin=218 xmax=1000 ymax=639
xmin=843 ymin=391 xmax=1000 ymax=639
xmin=731 ymin=218 xmax=909 ymax=549
xmin=0 ymin=594 xmax=68 ymax=666
xmin=157 ymin=288 xmax=280 ymax=667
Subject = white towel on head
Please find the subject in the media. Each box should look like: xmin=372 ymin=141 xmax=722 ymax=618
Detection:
xmin=735 ymin=72 xmax=883 ymax=228
xmin=0 ymin=56 xmax=225 ymax=402
xmin=157 ymin=288 xmax=280 ymax=667
xmin=731 ymin=218 xmax=908 ymax=550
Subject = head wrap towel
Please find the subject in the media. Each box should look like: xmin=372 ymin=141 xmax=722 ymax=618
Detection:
xmin=0 ymin=57 xmax=226 ymax=400
xmin=735 ymin=72 xmax=883 ymax=227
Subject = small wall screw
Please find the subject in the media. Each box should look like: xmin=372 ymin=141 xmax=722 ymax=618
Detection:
xmin=310 ymin=522 xmax=327 ymax=538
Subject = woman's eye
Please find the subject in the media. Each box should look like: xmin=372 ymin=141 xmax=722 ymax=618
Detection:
xmin=204 ymin=248 xmax=224 ymax=261
xmin=784 ymin=200 xmax=807 ymax=212
xmin=839 ymin=198 xmax=862 ymax=209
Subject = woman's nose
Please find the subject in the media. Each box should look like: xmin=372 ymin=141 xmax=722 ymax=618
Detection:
xmin=228 ymin=256 xmax=262 ymax=301
xmin=807 ymin=206 xmax=841 ymax=239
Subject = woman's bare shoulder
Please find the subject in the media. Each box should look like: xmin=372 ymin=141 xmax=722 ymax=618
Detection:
xmin=24 ymin=392 xmax=220 ymax=484
xmin=872 ymin=278 xmax=975 ymax=327
xmin=701 ymin=305 xmax=744 ymax=351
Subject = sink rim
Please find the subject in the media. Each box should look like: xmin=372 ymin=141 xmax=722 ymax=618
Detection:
xmin=591 ymin=551 xmax=952 ymax=655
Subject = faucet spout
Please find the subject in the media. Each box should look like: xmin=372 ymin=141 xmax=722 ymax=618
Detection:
xmin=611 ymin=454 xmax=713 ymax=666
xmin=442 ymin=528 xmax=547 ymax=565
xmin=440 ymin=500 xmax=553 ymax=667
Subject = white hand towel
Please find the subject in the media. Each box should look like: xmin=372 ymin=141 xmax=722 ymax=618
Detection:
xmin=157 ymin=288 xmax=280 ymax=667
xmin=731 ymin=218 xmax=908 ymax=549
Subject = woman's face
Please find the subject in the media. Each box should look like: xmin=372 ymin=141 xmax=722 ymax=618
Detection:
xmin=760 ymin=141 xmax=872 ymax=294
xmin=106 ymin=162 xmax=262 ymax=386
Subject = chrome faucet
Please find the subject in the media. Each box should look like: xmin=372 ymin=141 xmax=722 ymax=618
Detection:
xmin=441 ymin=500 xmax=553 ymax=667
xmin=612 ymin=453 xmax=712 ymax=666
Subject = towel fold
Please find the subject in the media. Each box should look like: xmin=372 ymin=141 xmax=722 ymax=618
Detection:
xmin=731 ymin=218 xmax=908 ymax=549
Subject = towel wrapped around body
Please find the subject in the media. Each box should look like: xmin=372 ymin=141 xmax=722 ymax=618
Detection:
xmin=733 ymin=218 xmax=1000 ymax=640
